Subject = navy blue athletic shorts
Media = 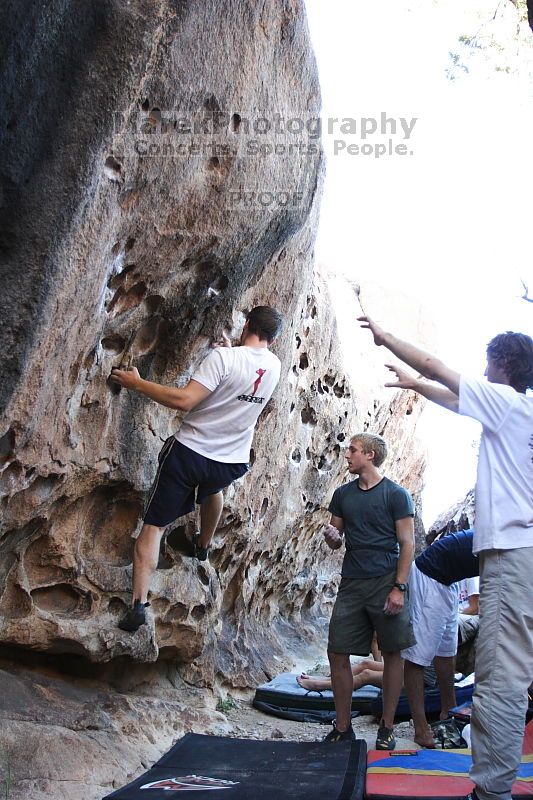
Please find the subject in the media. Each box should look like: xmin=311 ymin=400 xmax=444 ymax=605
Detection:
xmin=143 ymin=438 xmax=249 ymax=527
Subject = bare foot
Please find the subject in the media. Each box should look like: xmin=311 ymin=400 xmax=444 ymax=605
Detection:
xmin=414 ymin=729 xmax=436 ymax=749
xmin=296 ymin=675 xmax=329 ymax=692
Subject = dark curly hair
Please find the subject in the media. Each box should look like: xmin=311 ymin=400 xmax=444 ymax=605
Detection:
xmin=487 ymin=332 xmax=533 ymax=393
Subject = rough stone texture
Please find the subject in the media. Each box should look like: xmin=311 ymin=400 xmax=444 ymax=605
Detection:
xmin=0 ymin=648 xmax=425 ymax=800
xmin=0 ymin=4 xmax=433 ymax=796
xmin=0 ymin=0 xmax=428 ymax=688
xmin=428 ymin=489 xmax=475 ymax=538
xmin=0 ymin=652 xmax=234 ymax=800
xmin=0 ymin=0 xmax=323 ymax=671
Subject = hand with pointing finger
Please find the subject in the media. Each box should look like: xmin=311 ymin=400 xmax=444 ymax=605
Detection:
xmin=384 ymin=364 xmax=420 ymax=390
xmin=357 ymin=315 xmax=387 ymax=346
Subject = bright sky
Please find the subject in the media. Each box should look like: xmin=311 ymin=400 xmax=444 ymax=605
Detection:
xmin=305 ymin=0 xmax=533 ymax=525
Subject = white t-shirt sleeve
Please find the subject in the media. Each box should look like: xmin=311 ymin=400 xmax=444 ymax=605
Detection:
xmin=459 ymin=375 xmax=518 ymax=433
xmin=190 ymin=349 xmax=228 ymax=392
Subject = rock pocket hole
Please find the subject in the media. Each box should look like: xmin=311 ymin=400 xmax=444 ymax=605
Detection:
xmin=0 ymin=427 xmax=16 ymax=465
xmin=259 ymin=498 xmax=268 ymax=520
xmin=208 ymin=156 xmax=221 ymax=171
xmin=141 ymin=98 xmax=150 ymax=111
xmin=25 ymin=474 xmax=63 ymax=505
xmin=204 ymin=94 xmax=221 ymax=113
xmin=191 ymin=604 xmax=206 ymax=621
xmin=0 ymin=461 xmax=24 ymax=493
xmin=166 ymin=525 xmax=191 ymax=556
xmin=231 ymin=113 xmax=241 ymax=132
xmin=107 ymin=264 xmax=137 ymax=290
xmin=165 ymin=603 xmax=188 ymax=623
xmin=78 ymin=485 xmax=144 ymax=566
xmin=157 ymin=551 xmax=174 ymax=569
xmin=301 ymin=404 xmax=317 ymax=425
xmin=125 ymin=236 xmax=136 ymax=252
xmin=197 ymin=565 xmax=210 ymax=586
xmin=299 ymin=352 xmax=309 ymax=370
xmin=194 ymin=258 xmax=219 ymax=277
xmin=101 ymin=334 xmax=126 ymax=353
xmin=144 ymin=294 xmax=164 ymax=314
xmin=219 ymin=554 xmax=233 ymax=574
xmin=291 ymin=448 xmax=301 ymax=463
xmin=104 ymin=156 xmax=122 ymax=181
xmin=208 ymin=274 xmax=229 ymax=295
xmin=108 ymin=282 xmax=148 ymax=315
xmin=108 ymin=597 xmax=127 ymax=616
xmin=31 ymin=584 xmax=92 ymax=616
xmin=131 ymin=317 xmax=167 ymax=356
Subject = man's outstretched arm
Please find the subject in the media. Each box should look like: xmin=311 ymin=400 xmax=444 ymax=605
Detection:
xmin=110 ymin=367 xmax=211 ymax=411
xmin=358 ymin=315 xmax=461 ymax=395
xmin=384 ymin=364 xmax=459 ymax=412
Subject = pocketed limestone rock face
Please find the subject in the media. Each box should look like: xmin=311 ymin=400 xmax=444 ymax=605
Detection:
xmin=0 ymin=0 xmax=426 ymax=687
xmin=0 ymin=0 xmax=323 ymax=668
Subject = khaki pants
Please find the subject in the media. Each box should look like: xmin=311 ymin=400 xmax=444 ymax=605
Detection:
xmin=470 ymin=547 xmax=533 ymax=800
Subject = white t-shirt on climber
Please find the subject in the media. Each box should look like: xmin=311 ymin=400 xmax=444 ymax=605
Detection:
xmin=459 ymin=375 xmax=533 ymax=554
xmin=175 ymin=346 xmax=281 ymax=464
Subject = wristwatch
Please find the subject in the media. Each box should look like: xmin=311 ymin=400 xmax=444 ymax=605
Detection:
xmin=393 ymin=582 xmax=408 ymax=592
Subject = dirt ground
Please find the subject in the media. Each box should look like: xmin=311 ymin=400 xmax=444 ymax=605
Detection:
xmin=220 ymin=691 xmax=419 ymax=750
xmin=214 ymin=652 xmax=420 ymax=750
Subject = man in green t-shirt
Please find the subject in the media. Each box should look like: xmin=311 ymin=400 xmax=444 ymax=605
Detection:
xmin=322 ymin=432 xmax=416 ymax=750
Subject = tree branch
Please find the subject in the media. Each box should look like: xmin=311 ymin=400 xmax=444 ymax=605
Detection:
xmin=520 ymin=278 xmax=533 ymax=303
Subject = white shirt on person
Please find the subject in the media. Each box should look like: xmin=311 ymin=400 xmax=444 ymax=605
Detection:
xmin=459 ymin=375 xmax=533 ymax=554
xmin=458 ymin=576 xmax=480 ymax=613
xmin=175 ymin=346 xmax=280 ymax=464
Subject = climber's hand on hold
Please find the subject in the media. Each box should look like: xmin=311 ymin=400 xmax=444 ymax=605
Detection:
xmin=110 ymin=366 xmax=141 ymax=390
xmin=212 ymin=331 xmax=232 ymax=349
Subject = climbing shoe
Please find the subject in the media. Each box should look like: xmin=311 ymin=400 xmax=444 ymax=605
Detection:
xmin=376 ymin=722 xmax=396 ymax=750
xmin=192 ymin=532 xmax=209 ymax=562
xmin=323 ymin=722 xmax=356 ymax=742
xmin=118 ymin=600 xmax=149 ymax=632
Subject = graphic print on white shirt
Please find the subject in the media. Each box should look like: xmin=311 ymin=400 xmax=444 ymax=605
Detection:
xmin=175 ymin=346 xmax=281 ymax=464
xmin=237 ymin=367 xmax=269 ymax=404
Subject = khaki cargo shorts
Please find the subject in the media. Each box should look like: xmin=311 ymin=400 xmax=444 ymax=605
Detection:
xmin=328 ymin=572 xmax=416 ymax=655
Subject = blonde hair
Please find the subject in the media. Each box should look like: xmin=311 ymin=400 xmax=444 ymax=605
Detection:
xmin=351 ymin=433 xmax=387 ymax=468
